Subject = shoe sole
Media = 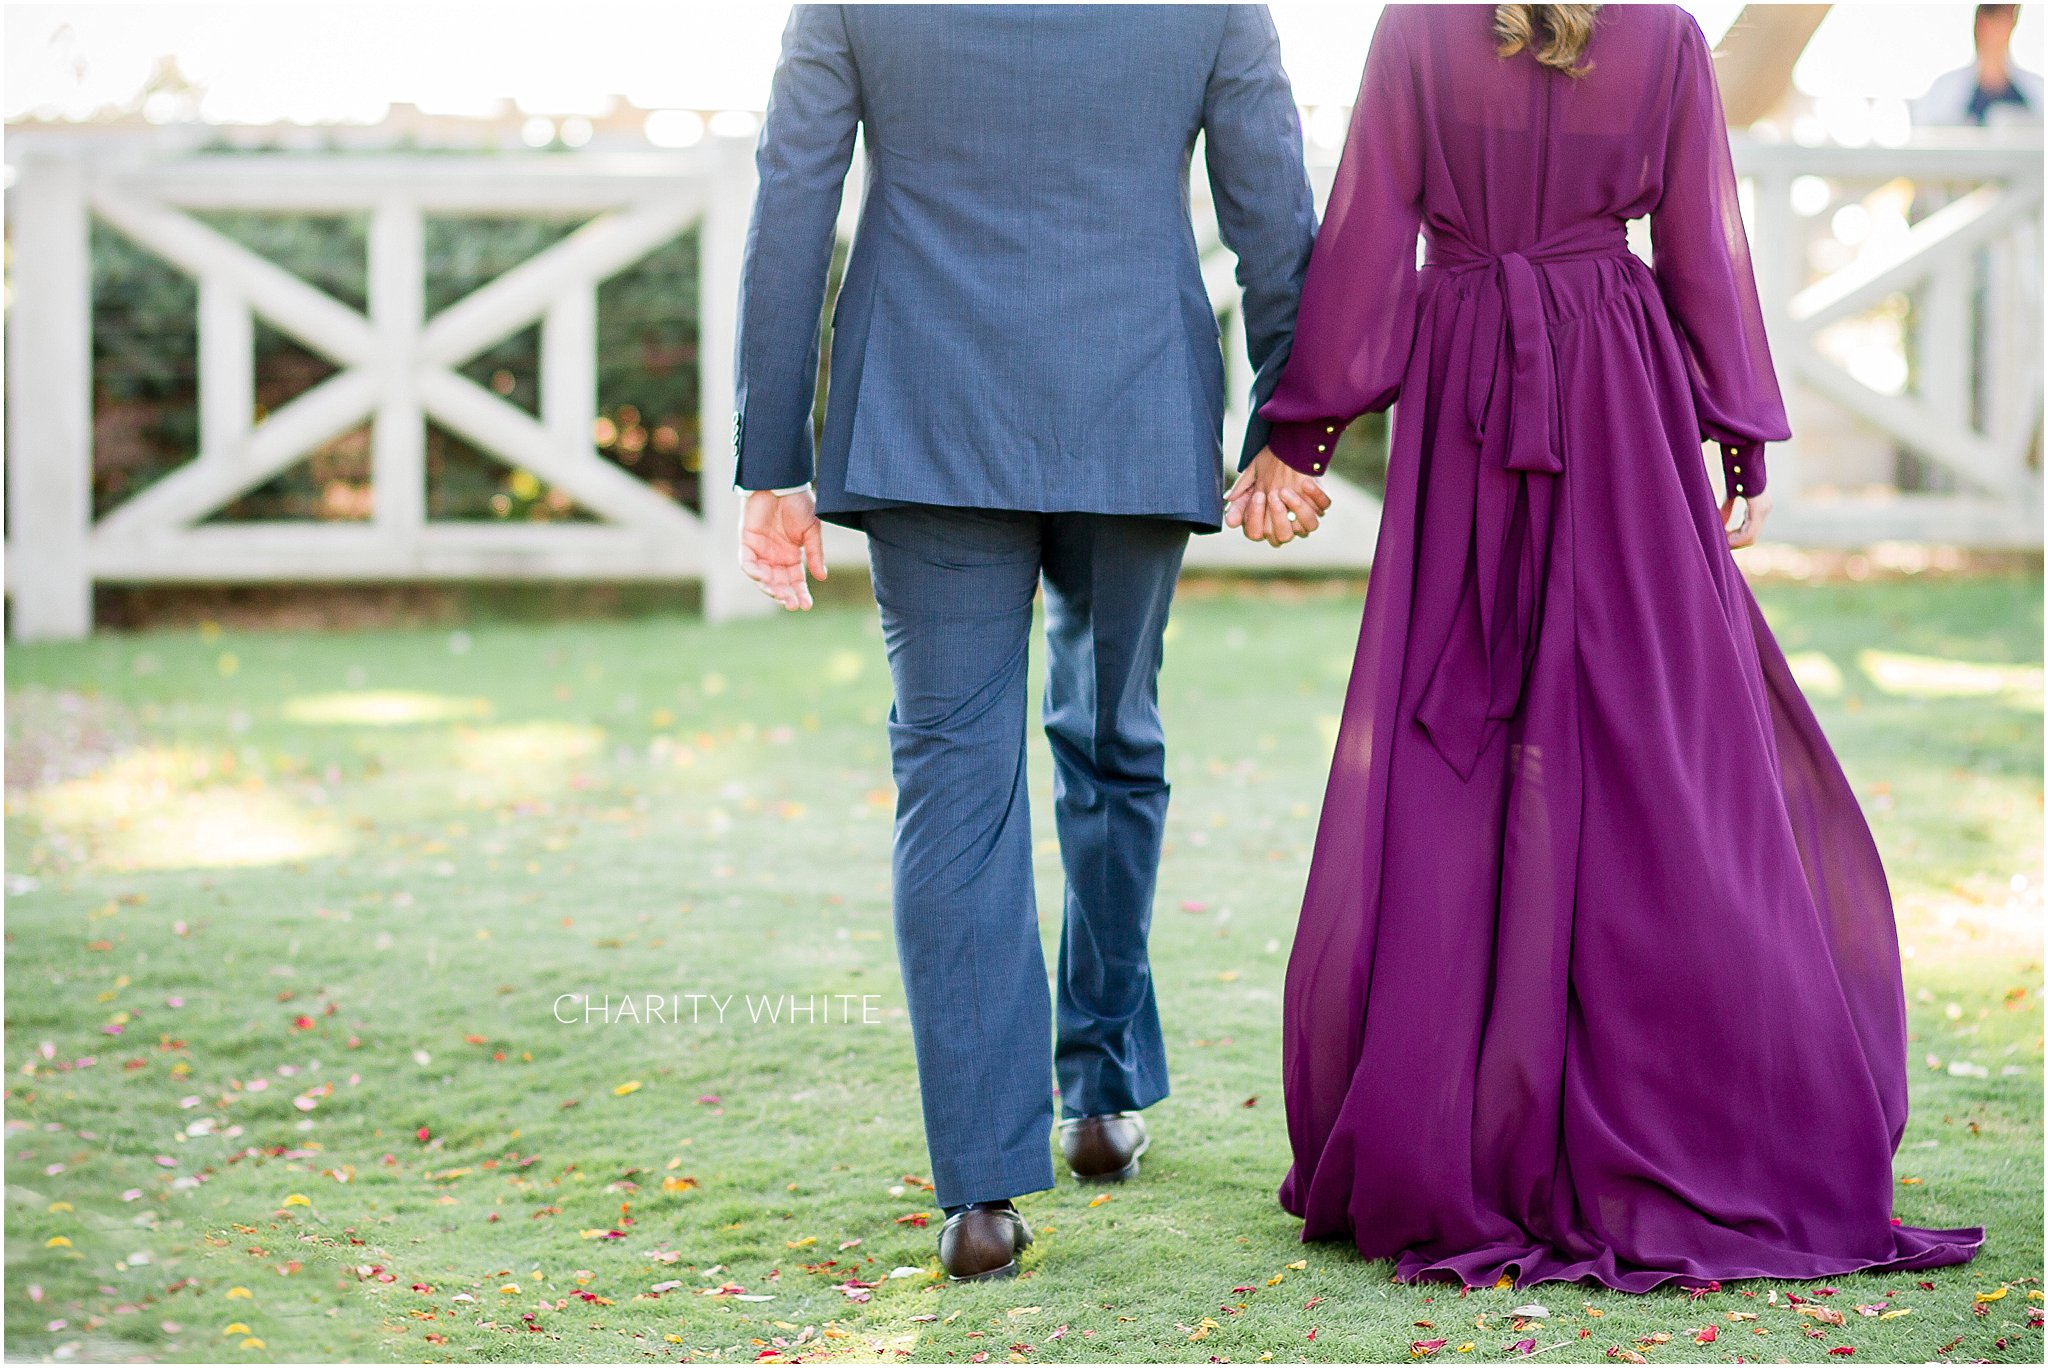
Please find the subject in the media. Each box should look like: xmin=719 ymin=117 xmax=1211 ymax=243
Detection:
xmin=947 ymin=1260 xmax=1020 ymax=1283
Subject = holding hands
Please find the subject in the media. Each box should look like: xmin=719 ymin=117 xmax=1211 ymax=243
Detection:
xmin=1225 ymin=448 xmax=1332 ymax=547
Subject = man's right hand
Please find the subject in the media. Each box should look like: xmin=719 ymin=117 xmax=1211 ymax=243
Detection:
xmin=739 ymin=488 xmax=828 ymax=611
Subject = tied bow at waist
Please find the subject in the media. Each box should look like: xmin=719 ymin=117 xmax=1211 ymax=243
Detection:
xmin=1413 ymin=225 xmax=1632 ymax=780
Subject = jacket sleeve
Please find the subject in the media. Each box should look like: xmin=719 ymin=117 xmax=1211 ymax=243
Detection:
xmin=1200 ymin=5 xmax=1319 ymax=472
xmin=732 ymin=5 xmax=862 ymax=492
xmin=1255 ymin=7 xmax=1426 ymax=476
xmin=1650 ymin=13 xmax=1789 ymax=498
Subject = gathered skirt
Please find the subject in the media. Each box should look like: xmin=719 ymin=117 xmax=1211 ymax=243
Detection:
xmin=1276 ymin=253 xmax=1986 ymax=1291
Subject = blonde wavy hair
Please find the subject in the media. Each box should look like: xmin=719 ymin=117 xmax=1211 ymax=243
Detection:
xmin=1494 ymin=4 xmax=1602 ymax=77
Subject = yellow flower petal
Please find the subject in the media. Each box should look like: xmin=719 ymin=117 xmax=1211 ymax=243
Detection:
xmin=44 ymin=1236 xmax=72 ymax=1248
xmin=239 ymin=1337 xmax=266 ymax=1350
xmin=223 ymin=1323 xmax=252 ymax=1336
xmin=282 ymin=1194 xmax=311 ymax=1207
xmin=225 ymin=1286 xmax=253 ymax=1299
xmin=1976 ymin=1287 xmax=2009 ymax=1303
xmin=613 ymin=1080 xmax=642 ymax=1096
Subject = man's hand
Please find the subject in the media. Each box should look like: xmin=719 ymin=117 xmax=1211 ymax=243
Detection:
xmin=739 ymin=488 xmax=827 ymax=610
xmin=1720 ymin=488 xmax=1771 ymax=550
xmin=1225 ymin=448 xmax=1332 ymax=547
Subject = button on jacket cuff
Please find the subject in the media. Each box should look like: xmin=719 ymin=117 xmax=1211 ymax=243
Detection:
xmin=1267 ymin=418 xmax=1347 ymax=476
xmin=1719 ymin=441 xmax=1767 ymax=498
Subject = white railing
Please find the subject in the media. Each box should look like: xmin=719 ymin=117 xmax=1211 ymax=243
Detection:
xmin=5 ymin=135 xmax=761 ymax=640
xmin=4 ymin=129 xmax=2040 ymax=640
xmin=1734 ymin=135 xmax=2044 ymax=547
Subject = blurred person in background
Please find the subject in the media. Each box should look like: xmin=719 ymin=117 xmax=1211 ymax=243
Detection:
xmin=1914 ymin=3 xmax=2041 ymax=128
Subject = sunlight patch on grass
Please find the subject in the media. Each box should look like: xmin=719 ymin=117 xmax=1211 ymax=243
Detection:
xmin=453 ymin=721 xmax=605 ymax=775
xmin=1859 ymin=651 xmax=2043 ymax=709
xmin=1785 ymin=649 xmax=1846 ymax=697
xmin=25 ymin=745 xmax=347 ymax=871
xmin=282 ymin=690 xmax=495 ymax=727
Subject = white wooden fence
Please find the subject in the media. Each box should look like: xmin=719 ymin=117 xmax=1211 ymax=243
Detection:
xmin=5 ymin=135 xmax=759 ymax=639
xmin=4 ymin=129 xmax=2041 ymax=640
xmin=1738 ymin=136 xmax=2044 ymax=547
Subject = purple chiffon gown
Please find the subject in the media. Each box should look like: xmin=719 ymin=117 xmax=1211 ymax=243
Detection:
xmin=1256 ymin=5 xmax=1986 ymax=1292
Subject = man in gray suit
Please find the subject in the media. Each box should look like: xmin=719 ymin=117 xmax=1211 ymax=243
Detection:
xmin=733 ymin=4 xmax=1324 ymax=1280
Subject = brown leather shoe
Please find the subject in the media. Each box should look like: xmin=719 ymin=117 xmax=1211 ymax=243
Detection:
xmin=1060 ymin=1112 xmax=1150 ymax=1182
xmin=938 ymin=1203 xmax=1032 ymax=1281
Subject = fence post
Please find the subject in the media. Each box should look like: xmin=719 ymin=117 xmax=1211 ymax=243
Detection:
xmin=1745 ymin=158 xmax=1809 ymax=504
xmin=699 ymin=134 xmax=769 ymax=622
xmin=7 ymin=149 xmax=96 ymax=639
xmin=369 ymin=195 xmax=426 ymax=541
xmin=1222 ymin=299 xmax=1253 ymax=475
xmin=1983 ymin=213 xmax=2042 ymax=461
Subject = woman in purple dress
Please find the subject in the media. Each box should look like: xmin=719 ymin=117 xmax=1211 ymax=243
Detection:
xmin=1228 ymin=4 xmax=1986 ymax=1291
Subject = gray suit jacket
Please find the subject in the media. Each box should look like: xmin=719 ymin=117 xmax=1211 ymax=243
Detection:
xmin=733 ymin=4 xmax=1316 ymax=529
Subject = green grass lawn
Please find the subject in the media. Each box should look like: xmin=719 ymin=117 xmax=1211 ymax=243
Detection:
xmin=5 ymin=573 xmax=2042 ymax=1364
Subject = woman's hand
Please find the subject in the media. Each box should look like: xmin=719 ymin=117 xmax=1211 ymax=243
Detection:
xmin=1720 ymin=488 xmax=1771 ymax=549
xmin=1225 ymin=448 xmax=1332 ymax=547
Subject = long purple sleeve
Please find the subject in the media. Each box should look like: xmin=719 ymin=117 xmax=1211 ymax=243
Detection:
xmin=1256 ymin=9 xmax=1424 ymax=475
xmin=1650 ymin=16 xmax=1790 ymax=497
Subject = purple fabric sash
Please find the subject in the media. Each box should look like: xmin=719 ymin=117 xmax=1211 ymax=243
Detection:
xmin=1414 ymin=225 xmax=1631 ymax=779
